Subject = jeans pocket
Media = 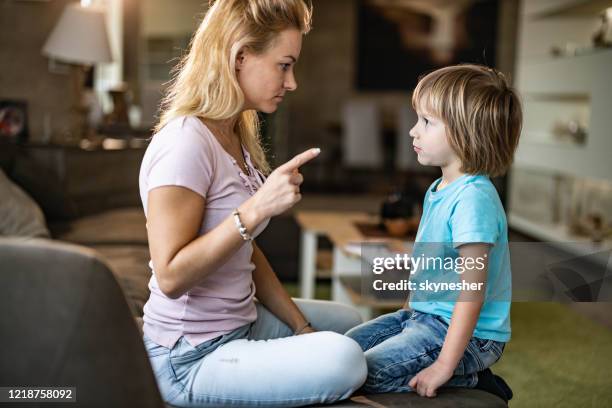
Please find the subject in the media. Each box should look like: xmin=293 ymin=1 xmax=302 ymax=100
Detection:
xmin=474 ymin=337 xmax=495 ymax=353
xmin=468 ymin=338 xmax=504 ymax=371
xmin=143 ymin=336 xmax=170 ymax=358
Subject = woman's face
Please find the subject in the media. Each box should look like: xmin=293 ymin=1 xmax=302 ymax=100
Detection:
xmin=236 ymin=29 xmax=303 ymax=113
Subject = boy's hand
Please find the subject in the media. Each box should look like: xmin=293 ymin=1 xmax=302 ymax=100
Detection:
xmin=408 ymin=360 xmax=455 ymax=398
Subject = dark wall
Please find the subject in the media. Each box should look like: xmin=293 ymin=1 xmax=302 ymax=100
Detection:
xmin=0 ymin=0 xmax=75 ymax=144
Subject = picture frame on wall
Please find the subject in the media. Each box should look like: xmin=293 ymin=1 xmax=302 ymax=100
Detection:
xmin=356 ymin=0 xmax=500 ymax=91
xmin=0 ymin=99 xmax=29 ymax=144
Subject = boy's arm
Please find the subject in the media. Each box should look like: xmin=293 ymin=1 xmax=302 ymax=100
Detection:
xmin=408 ymin=243 xmax=489 ymax=397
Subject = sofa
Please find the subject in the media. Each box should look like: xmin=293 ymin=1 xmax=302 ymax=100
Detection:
xmin=0 ymin=155 xmax=508 ymax=407
xmin=0 ymin=142 xmax=153 ymax=320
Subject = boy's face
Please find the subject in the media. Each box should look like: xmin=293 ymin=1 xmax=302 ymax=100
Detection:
xmin=409 ymin=106 xmax=460 ymax=169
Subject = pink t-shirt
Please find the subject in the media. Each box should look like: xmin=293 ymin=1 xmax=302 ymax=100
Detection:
xmin=139 ymin=115 xmax=269 ymax=348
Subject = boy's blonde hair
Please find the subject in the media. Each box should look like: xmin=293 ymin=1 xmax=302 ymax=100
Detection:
xmin=155 ymin=0 xmax=313 ymax=174
xmin=412 ymin=64 xmax=522 ymax=177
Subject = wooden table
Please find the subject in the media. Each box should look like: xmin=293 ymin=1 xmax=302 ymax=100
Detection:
xmin=295 ymin=210 xmax=408 ymax=319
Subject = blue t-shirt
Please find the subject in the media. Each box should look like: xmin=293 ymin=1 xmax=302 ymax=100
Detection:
xmin=409 ymin=174 xmax=511 ymax=342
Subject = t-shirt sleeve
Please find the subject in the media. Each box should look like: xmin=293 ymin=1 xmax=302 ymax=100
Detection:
xmin=145 ymin=121 xmax=214 ymax=199
xmin=450 ymin=185 xmax=500 ymax=247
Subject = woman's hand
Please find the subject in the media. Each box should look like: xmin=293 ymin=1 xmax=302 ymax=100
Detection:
xmin=408 ymin=359 xmax=455 ymax=398
xmin=247 ymin=148 xmax=320 ymax=220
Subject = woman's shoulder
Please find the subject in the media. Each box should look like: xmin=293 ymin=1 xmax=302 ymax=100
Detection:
xmin=155 ymin=115 xmax=209 ymax=138
xmin=142 ymin=116 xmax=221 ymax=173
xmin=151 ymin=115 xmax=217 ymax=151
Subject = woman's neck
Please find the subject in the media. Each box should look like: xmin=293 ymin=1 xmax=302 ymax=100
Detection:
xmin=203 ymin=117 xmax=240 ymax=143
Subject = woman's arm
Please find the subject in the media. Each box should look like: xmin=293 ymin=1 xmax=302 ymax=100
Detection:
xmin=147 ymin=185 xmax=264 ymax=299
xmin=147 ymin=148 xmax=320 ymax=299
xmin=251 ymin=243 xmax=314 ymax=333
xmin=408 ymin=243 xmax=489 ymax=397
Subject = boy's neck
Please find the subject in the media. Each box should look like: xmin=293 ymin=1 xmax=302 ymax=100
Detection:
xmin=438 ymin=161 xmax=465 ymax=191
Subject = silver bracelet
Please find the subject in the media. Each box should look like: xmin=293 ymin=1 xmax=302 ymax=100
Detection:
xmin=232 ymin=209 xmax=253 ymax=241
xmin=294 ymin=321 xmax=312 ymax=335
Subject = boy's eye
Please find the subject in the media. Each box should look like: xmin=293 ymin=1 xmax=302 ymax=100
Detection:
xmin=422 ymin=117 xmax=430 ymax=126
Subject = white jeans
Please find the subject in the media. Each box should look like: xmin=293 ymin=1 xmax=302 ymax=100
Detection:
xmin=143 ymin=299 xmax=368 ymax=407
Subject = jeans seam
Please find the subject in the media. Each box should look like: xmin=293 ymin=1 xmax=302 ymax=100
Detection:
xmin=364 ymin=326 xmax=404 ymax=350
xmin=373 ymin=346 xmax=442 ymax=384
xmin=184 ymin=392 xmax=346 ymax=405
xmin=466 ymin=341 xmax=485 ymax=372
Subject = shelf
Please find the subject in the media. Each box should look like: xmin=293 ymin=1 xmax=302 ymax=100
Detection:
xmin=529 ymin=0 xmax=612 ymax=19
xmin=514 ymin=48 xmax=612 ymax=181
xmin=508 ymin=213 xmax=612 ymax=253
xmin=522 ymin=131 xmax=588 ymax=147
xmin=518 ymin=49 xmax=612 ymax=95
xmin=525 ymin=93 xmax=590 ymax=102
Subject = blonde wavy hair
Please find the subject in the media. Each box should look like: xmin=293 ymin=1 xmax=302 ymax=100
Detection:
xmin=412 ymin=64 xmax=523 ymax=177
xmin=155 ymin=0 xmax=313 ymax=174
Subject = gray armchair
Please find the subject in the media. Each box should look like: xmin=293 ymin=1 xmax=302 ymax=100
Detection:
xmin=0 ymin=238 xmax=164 ymax=408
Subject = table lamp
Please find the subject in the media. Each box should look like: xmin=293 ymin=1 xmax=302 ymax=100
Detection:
xmin=42 ymin=3 xmax=113 ymax=142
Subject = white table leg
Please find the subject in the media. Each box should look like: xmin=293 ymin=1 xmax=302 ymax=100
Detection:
xmin=299 ymin=230 xmax=317 ymax=299
xmin=331 ymin=246 xmax=372 ymax=321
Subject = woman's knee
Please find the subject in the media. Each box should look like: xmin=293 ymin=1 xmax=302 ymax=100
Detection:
xmin=314 ymin=332 xmax=367 ymax=392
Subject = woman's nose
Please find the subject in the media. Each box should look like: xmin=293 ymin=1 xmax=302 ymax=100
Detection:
xmin=285 ymin=70 xmax=297 ymax=91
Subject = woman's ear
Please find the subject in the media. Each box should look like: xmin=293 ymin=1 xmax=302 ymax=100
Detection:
xmin=235 ymin=49 xmax=246 ymax=70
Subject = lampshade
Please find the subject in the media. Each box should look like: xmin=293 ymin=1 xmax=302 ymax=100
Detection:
xmin=42 ymin=3 xmax=113 ymax=65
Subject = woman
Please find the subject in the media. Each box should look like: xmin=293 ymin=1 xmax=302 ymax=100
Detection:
xmin=139 ymin=1 xmax=367 ymax=406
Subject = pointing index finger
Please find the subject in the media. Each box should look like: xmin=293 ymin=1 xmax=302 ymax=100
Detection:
xmin=278 ymin=148 xmax=321 ymax=173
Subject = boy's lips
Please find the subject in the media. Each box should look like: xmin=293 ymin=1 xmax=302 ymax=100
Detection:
xmin=413 ymin=145 xmax=422 ymax=153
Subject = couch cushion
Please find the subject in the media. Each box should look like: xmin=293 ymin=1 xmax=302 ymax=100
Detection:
xmin=0 ymin=168 xmax=50 ymax=238
xmin=49 ymin=207 xmax=147 ymax=244
xmin=91 ymin=245 xmax=152 ymax=317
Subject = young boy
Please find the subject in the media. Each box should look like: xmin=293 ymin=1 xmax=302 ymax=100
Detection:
xmin=346 ymin=64 xmax=522 ymax=398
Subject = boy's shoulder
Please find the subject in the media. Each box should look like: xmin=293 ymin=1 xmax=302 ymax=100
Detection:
xmin=457 ymin=175 xmax=498 ymax=199
xmin=433 ymin=175 xmax=499 ymax=204
xmin=451 ymin=176 xmax=505 ymax=215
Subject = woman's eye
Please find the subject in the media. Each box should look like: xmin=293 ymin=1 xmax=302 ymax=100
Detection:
xmin=280 ymin=63 xmax=290 ymax=71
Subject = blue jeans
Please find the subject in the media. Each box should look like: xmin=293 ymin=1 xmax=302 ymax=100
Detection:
xmin=143 ymin=299 xmax=367 ymax=407
xmin=345 ymin=309 xmax=505 ymax=394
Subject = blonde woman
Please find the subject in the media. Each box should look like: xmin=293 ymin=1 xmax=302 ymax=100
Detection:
xmin=139 ymin=1 xmax=367 ymax=406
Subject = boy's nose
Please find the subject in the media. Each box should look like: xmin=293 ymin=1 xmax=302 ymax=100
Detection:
xmin=409 ymin=125 xmax=417 ymax=138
